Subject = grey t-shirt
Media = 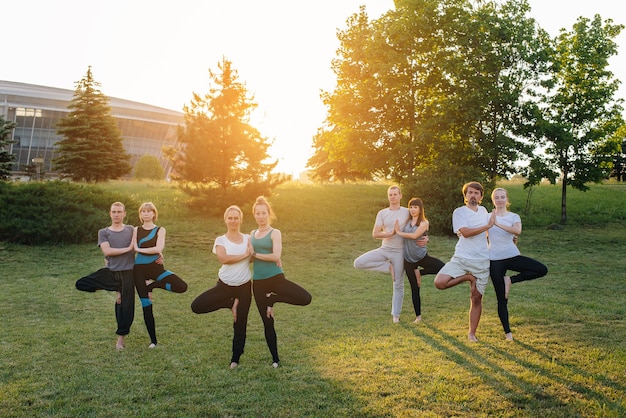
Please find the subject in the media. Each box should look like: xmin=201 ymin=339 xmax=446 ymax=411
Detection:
xmin=98 ymin=225 xmax=135 ymax=271
xmin=402 ymin=222 xmax=428 ymax=263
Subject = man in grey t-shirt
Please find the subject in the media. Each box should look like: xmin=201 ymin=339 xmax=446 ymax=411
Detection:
xmin=76 ymin=202 xmax=135 ymax=349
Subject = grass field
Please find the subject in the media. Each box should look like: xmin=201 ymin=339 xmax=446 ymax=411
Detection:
xmin=1 ymin=180 xmax=625 ymax=417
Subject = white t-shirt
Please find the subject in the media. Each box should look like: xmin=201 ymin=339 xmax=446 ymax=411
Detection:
xmin=376 ymin=206 xmax=409 ymax=249
xmin=212 ymin=234 xmax=251 ymax=286
xmin=452 ymin=205 xmax=490 ymax=260
xmin=488 ymin=212 xmax=521 ymax=261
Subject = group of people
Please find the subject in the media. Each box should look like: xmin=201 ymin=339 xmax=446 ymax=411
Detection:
xmin=355 ymin=182 xmax=547 ymax=341
xmin=77 ymin=181 xmax=544 ymax=366
xmin=76 ymin=197 xmax=311 ymax=369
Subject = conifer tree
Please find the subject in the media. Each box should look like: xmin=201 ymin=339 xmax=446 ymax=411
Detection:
xmin=0 ymin=115 xmax=16 ymax=180
xmin=55 ymin=67 xmax=130 ymax=182
xmin=165 ymin=58 xmax=284 ymax=210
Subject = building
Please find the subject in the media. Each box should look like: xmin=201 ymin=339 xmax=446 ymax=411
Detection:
xmin=0 ymin=80 xmax=184 ymax=178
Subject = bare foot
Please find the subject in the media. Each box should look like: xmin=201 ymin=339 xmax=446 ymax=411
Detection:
xmin=230 ymin=362 xmax=238 ymax=369
xmin=272 ymin=362 xmax=279 ymax=368
xmin=148 ymin=343 xmax=156 ymax=349
xmin=505 ymin=332 xmax=513 ymax=341
xmin=392 ymin=316 xmax=400 ymax=323
xmin=415 ymin=269 xmax=421 ymax=288
xmin=232 ymin=298 xmax=239 ymax=322
xmin=266 ymin=306 xmax=274 ymax=319
xmin=116 ymin=336 xmax=125 ymax=350
xmin=468 ymin=334 xmax=479 ymax=342
xmin=389 ymin=263 xmax=395 ymax=282
xmin=148 ymin=292 xmax=153 ymax=302
xmin=504 ymin=275 xmax=511 ymax=299
xmin=413 ymin=315 xmax=422 ymax=323
xmin=115 ymin=291 xmax=121 ymax=304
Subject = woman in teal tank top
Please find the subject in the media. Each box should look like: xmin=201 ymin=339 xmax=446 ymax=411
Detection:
xmin=250 ymin=196 xmax=312 ymax=368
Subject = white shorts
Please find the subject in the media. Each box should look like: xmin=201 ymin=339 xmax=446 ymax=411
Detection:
xmin=438 ymin=256 xmax=490 ymax=295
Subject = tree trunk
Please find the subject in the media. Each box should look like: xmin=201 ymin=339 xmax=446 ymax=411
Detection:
xmin=560 ymin=169 xmax=567 ymax=224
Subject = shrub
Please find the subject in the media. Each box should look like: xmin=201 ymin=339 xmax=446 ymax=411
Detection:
xmin=0 ymin=181 xmax=139 ymax=244
xmin=133 ymin=155 xmax=165 ymax=180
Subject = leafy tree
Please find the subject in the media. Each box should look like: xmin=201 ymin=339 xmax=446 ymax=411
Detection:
xmin=133 ymin=154 xmax=165 ymax=180
xmin=54 ymin=67 xmax=131 ymax=182
xmin=0 ymin=115 xmax=16 ymax=180
xmin=528 ymin=15 xmax=624 ymax=223
xmin=165 ymin=58 xmax=284 ymax=210
xmin=308 ymin=0 xmax=550 ymax=184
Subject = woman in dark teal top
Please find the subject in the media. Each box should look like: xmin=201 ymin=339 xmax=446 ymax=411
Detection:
xmin=250 ymin=196 xmax=311 ymax=368
xmin=134 ymin=202 xmax=187 ymax=348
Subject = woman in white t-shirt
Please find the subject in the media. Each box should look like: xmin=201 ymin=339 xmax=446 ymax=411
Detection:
xmin=488 ymin=188 xmax=548 ymax=341
xmin=191 ymin=205 xmax=252 ymax=369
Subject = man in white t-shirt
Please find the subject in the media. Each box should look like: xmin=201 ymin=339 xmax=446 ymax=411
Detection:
xmin=434 ymin=182 xmax=495 ymax=342
xmin=354 ymin=185 xmax=409 ymax=323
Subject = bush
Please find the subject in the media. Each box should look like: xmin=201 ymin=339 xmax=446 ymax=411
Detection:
xmin=0 ymin=181 xmax=139 ymax=244
xmin=133 ymin=155 xmax=165 ymax=180
xmin=403 ymin=164 xmax=490 ymax=235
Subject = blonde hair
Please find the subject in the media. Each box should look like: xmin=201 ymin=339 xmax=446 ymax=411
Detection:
xmin=252 ymin=196 xmax=276 ymax=222
xmin=138 ymin=202 xmax=158 ymax=223
xmin=223 ymin=205 xmax=243 ymax=221
xmin=110 ymin=201 xmax=126 ymax=211
xmin=491 ymin=187 xmax=510 ymax=208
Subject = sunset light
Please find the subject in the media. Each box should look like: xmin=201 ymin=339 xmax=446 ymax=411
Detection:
xmin=3 ymin=0 xmax=624 ymax=177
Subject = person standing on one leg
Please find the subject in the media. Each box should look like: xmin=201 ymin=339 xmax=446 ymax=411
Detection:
xmin=75 ymin=202 xmax=136 ymax=350
xmin=191 ymin=205 xmax=253 ymax=369
xmin=133 ymin=202 xmax=188 ymax=348
xmin=394 ymin=197 xmax=445 ymax=323
xmin=434 ymin=182 xmax=495 ymax=342
xmin=250 ymin=196 xmax=312 ymax=368
xmin=354 ymin=185 xmax=409 ymax=323
xmin=488 ymin=187 xmax=548 ymax=341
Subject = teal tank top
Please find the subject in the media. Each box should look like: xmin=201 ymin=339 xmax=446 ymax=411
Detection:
xmin=250 ymin=229 xmax=283 ymax=280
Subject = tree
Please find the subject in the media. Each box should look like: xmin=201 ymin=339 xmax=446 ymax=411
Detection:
xmin=528 ymin=15 xmax=624 ymax=224
xmin=133 ymin=155 xmax=165 ymax=180
xmin=0 ymin=115 xmax=16 ymax=180
xmin=165 ymin=58 xmax=284 ymax=210
xmin=54 ymin=67 xmax=131 ymax=182
xmin=308 ymin=0 xmax=550 ymax=184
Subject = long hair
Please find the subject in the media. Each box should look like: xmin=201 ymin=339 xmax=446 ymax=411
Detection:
xmin=407 ymin=197 xmax=426 ymax=225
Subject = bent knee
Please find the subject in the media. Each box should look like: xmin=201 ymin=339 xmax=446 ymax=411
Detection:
xmin=433 ymin=275 xmax=447 ymax=289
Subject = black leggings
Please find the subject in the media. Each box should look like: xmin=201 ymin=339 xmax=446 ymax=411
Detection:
xmin=490 ymin=255 xmax=548 ymax=333
xmin=404 ymin=254 xmax=445 ymax=317
xmin=191 ymin=280 xmax=252 ymax=363
xmin=134 ymin=263 xmax=188 ymax=345
xmin=252 ymin=274 xmax=312 ymax=363
xmin=75 ymin=268 xmax=135 ymax=336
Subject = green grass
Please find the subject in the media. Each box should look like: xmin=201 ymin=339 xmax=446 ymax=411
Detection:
xmin=1 ymin=181 xmax=625 ymax=417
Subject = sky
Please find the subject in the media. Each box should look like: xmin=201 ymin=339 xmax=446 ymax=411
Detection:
xmin=3 ymin=1 xmax=624 ymax=176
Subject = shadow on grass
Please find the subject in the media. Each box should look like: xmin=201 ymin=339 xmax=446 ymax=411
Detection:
xmin=406 ymin=321 xmax=625 ymax=416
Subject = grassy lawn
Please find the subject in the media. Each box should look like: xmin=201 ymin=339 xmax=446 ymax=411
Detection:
xmin=1 ymin=180 xmax=624 ymax=417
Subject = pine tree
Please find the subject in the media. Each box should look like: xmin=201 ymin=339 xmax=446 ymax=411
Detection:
xmin=54 ymin=67 xmax=131 ymax=182
xmin=0 ymin=115 xmax=16 ymax=180
xmin=165 ymin=58 xmax=284 ymax=210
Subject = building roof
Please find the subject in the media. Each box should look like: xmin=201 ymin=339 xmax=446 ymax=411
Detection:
xmin=0 ymin=80 xmax=183 ymax=124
